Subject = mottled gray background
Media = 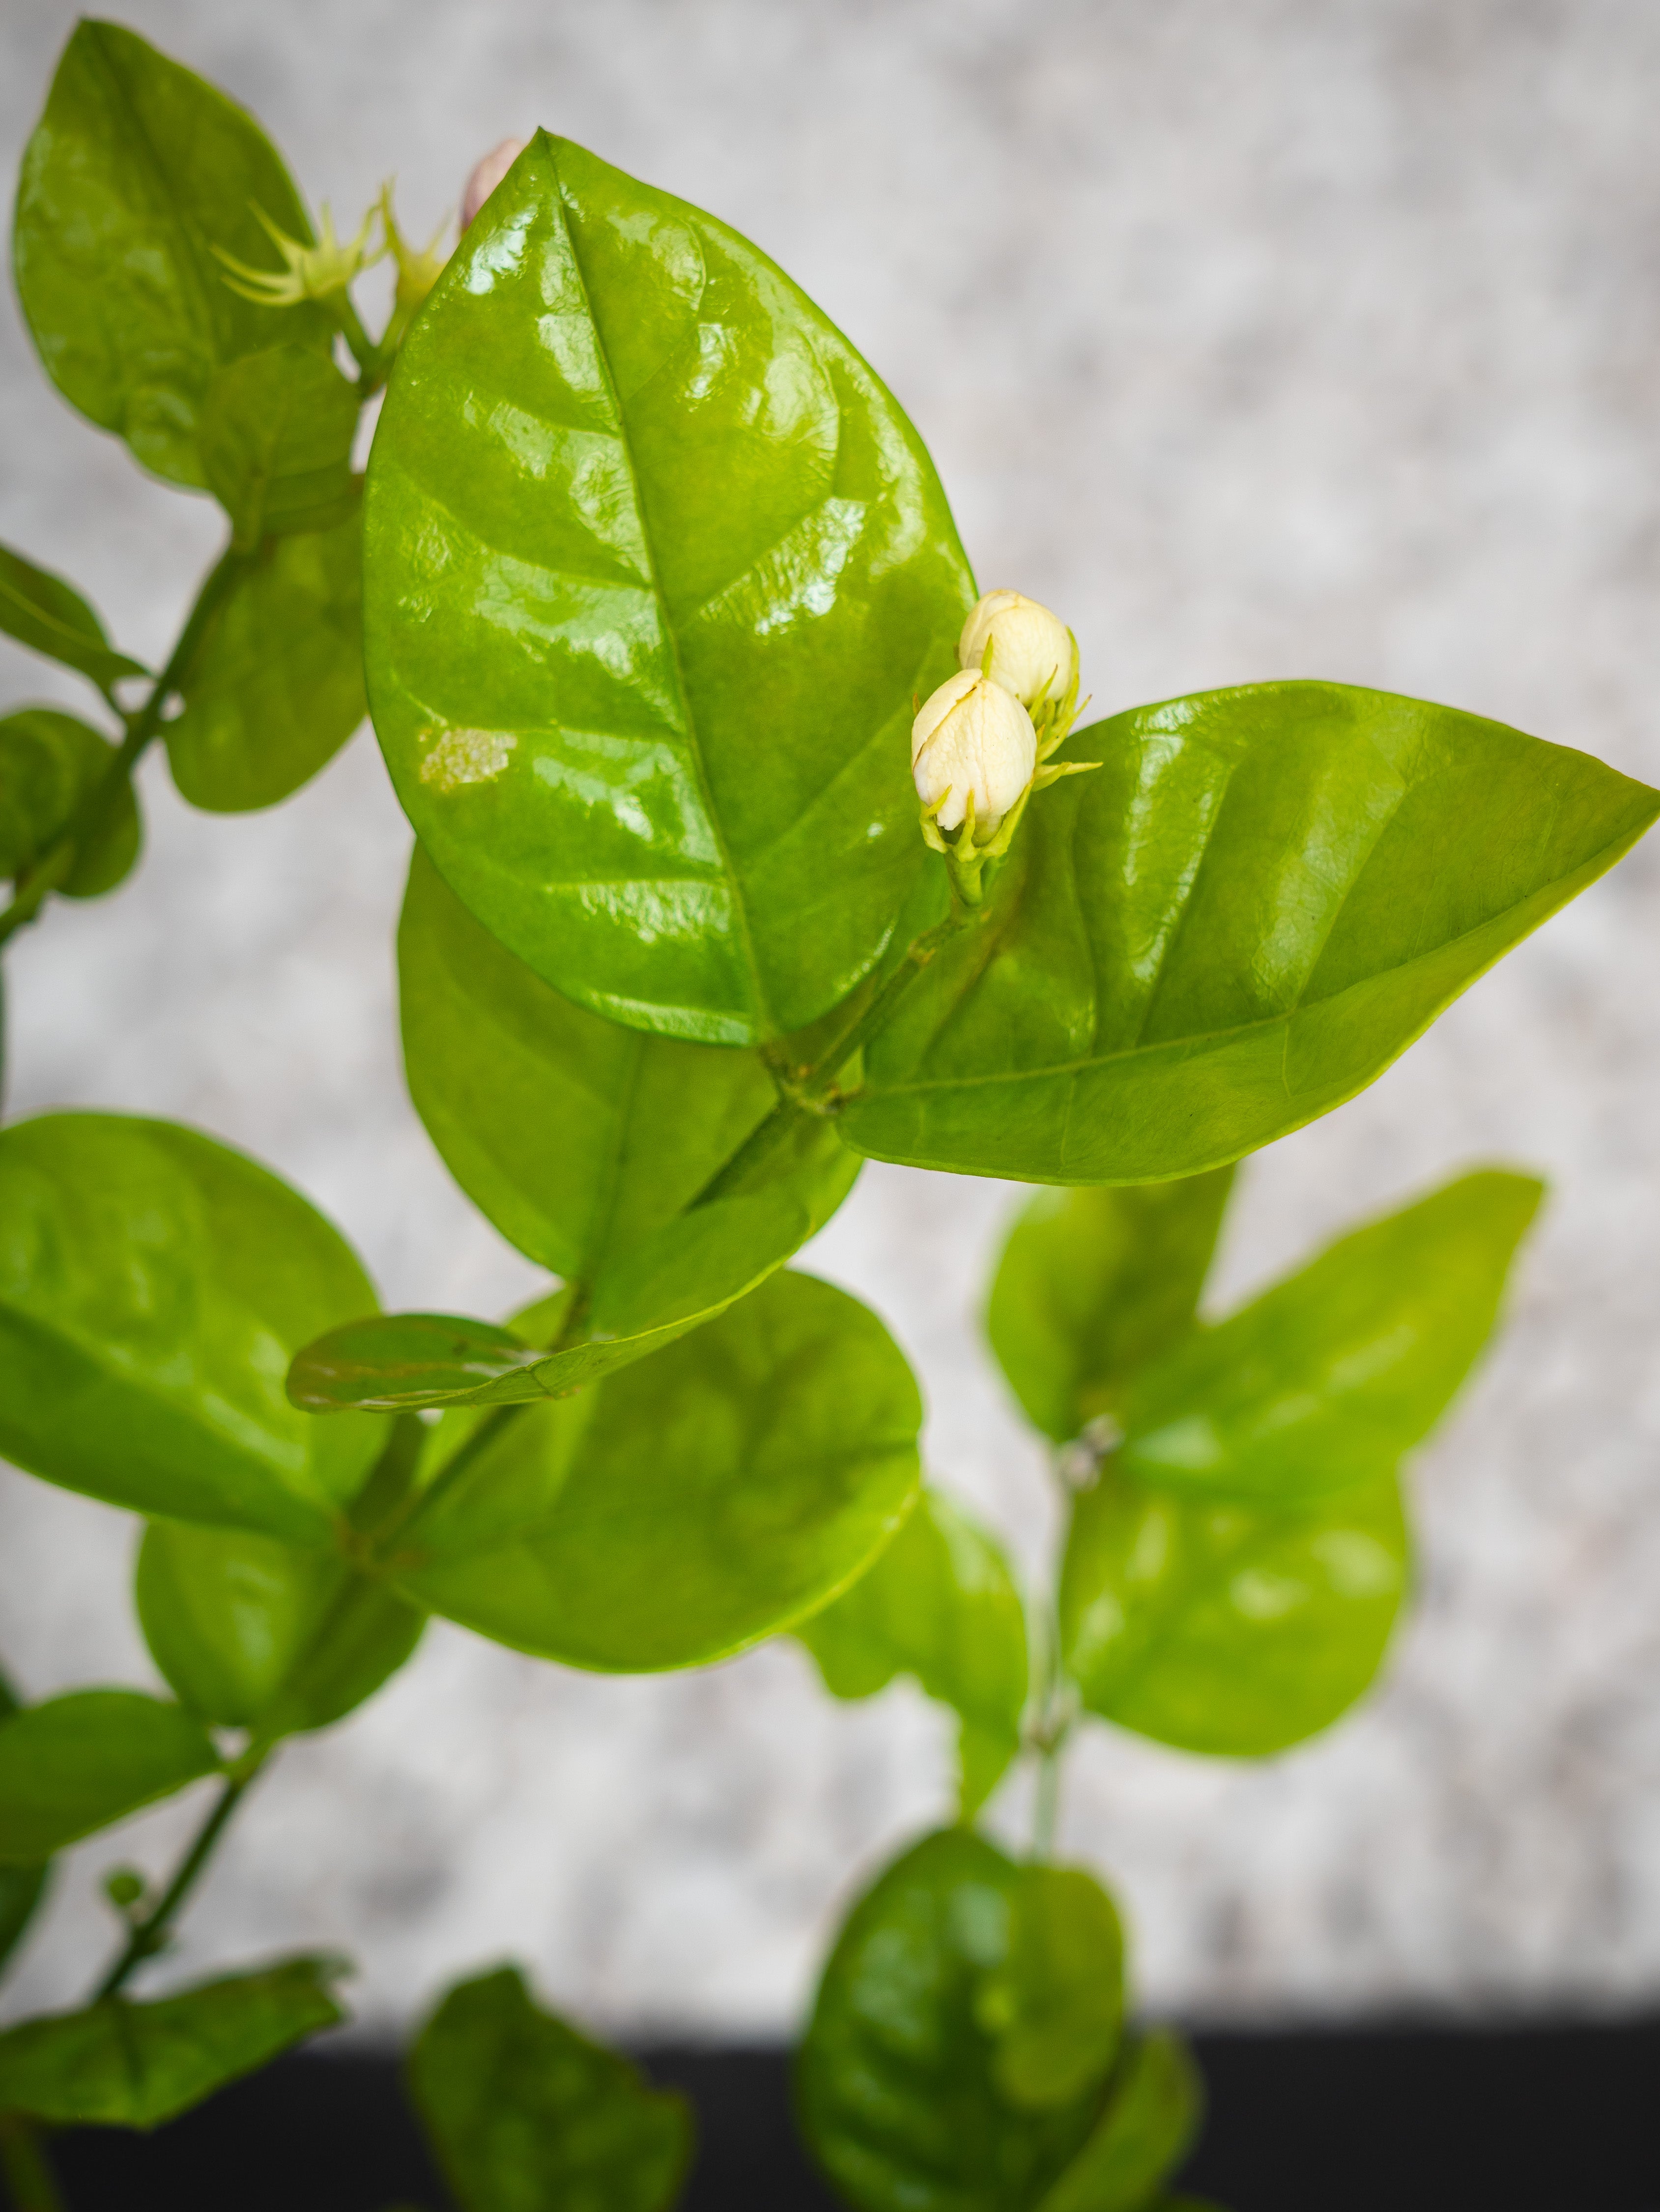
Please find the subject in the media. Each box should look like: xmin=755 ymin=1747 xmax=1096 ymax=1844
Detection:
xmin=2 ymin=0 xmax=1659 ymax=2038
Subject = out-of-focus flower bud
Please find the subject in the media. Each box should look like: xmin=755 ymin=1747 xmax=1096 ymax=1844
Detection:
xmin=461 ymin=139 xmax=527 ymax=230
xmin=958 ymin=589 xmax=1077 ymax=709
xmin=912 ymin=669 xmax=1037 ymax=837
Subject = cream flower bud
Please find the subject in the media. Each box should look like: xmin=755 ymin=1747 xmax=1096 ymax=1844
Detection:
xmin=461 ymin=139 xmax=527 ymax=229
xmin=958 ymin=589 xmax=1076 ymax=708
xmin=912 ymin=669 xmax=1037 ymax=835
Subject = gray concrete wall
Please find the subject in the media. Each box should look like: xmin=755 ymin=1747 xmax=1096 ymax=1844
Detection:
xmin=1 ymin=0 xmax=1658 ymax=2037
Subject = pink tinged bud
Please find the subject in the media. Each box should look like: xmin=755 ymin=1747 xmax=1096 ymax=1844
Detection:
xmin=461 ymin=139 xmax=528 ymax=230
xmin=911 ymin=670 xmax=1037 ymax=835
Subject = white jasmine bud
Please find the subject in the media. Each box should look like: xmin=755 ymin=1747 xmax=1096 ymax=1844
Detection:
xmin=958 ymin=589 xmax=1076 ymax=709
xmin=912 ymin=670 xmax=1037 ymax=836
xmin=461 ymin=139 xmax=528 ymax=230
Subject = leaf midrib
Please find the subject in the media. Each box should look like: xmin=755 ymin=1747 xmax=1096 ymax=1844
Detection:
xmin=551 ymin=160 xmax=770 ymax=1035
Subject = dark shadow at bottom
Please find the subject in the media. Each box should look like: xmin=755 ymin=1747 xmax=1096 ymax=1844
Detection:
xmin=26 ymin=2017 xmax=1660 ymax=2212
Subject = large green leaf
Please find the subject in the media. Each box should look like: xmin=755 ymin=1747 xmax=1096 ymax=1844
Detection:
xmin=199 ymin=346 xmax=359 ymax=549
xmin=986 ymin=1173 xmax=1234 ymax=1445
xmin=392 ymin=1271 xmax=921 ymax=1670
xmin=136 ymin=1521 xmax=423 ymax=1735
xmin=796 ymin=1487 xmax=1029 ymax=1816
xmin=0 ymin=1955 xmax=346 ymax=2126
xmin=400 ymin=844 xmax=859 ymax=1276
xmin=364 ymin=130 xmax=973 ymax=1047
xmin=408 ymin=1967 xmax=691 ymax=2212
xmin=0 ymin=542 xmax=146 ymax=697
xmin=799 ymin=1830 xmax=1187 ymax=2212
xmin=164 ymin=499 xmax=366 ymax=812
xmin=1060 ymin=1463 xmax=1408 ymax=1756
xmin=1114 ymin=1170 xmax=1541 ymax=1505
xmin=0 ymin=709 xmax=141 ymax=899
xmin=13 ymin=21 xmax=332 ymax=488
xmin=839 ymin=686 xmax=1660 ymax=1181
xmin=0 ymin=1690 xmax=218 ymax=1863
xmin=0 ymin=1113 xmax=388 ymax=1543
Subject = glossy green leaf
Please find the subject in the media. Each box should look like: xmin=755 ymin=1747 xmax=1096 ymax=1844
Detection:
xmin=0 ymin=708 xmax=141 ymax=899
xmin=136 ymin=1521 xmax=423 ymax=1736
xmin=840 ymin=686 xmax=1660 ymax=1182
xmin=408 ymin=1967 xmax=691 ymax=2212
xmin=975 ymin=1868 xmax=1125 ymax=2110
xmin=0 ymin=1113 xmax=388 ymax=1544
xmin=987 ymin=1173 xmax=1234 ymax=1445
xmin=796 ymin=1488 xmax=1029 ymax=1816
xmin=1035 ymin=2032 xmax=1201 ymax=2212
xmin=0 ymin=1690 xmax=218 ymax=1863
xmin=199 ymin=345 xmax=359 ymax=548
xmin=1060 ymin=1465 xmax=1408 ymax=1756
xmin=0 ymin=1668 xmax=48 ymax=1975
xmin=0 ymin=1954 xmax=346 ymax=2125
xmin=365 ymin=130 xmax=973 ymax=1047
xmin=14 ymin=21 xmax=332 ymax=488
xmin=0 ymin=541 xmax=146 ymax=696
xmin=400 ymin=844 xmax=859 ymax=1276
xmin=799 ymin=1830 xmax=1137 ymax=2212
xmin=1115 ymin=1171 xmax=1541 ymax=1505
xmin=393 ymin=1270 xmax=921 ymax=1670
xmin=291 ymin=1175 xmax=846 ymax=1413
xmin=165 ymin=498 xmax=366 ymax=812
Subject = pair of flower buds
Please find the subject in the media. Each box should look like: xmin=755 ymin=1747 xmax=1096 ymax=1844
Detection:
xmin=912 ymin=592 xmax=1078 ymax=838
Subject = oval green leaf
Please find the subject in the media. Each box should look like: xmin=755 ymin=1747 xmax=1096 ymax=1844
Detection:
xmin=136 ymin=1521 xmax=423 ymax=1736
xmin=0 ymin=709 xmax=141 ymax=899
xmin=841 ymin=685 xmax=1660 ymax=1181
xmin=400 ymin=845 xmax=859 ymax=1278
xmin=0 ymin=1689 xmax=219 ymax=1863
xmin=164 ymin=498 xmax=367 ymax=812
xmin=986 ymin=1173 xmax=1235 ymax=1445
xmin=0 ymin=1955 xmax=347 ymax=2126
xmin=408 ymin=1967 xmax=691 ymax=2212
xmin=392 ymin=1270 xmax=921 ymax=1670
xmin=0 ymin=1113 xmax=389 ymax=1543
xmin=0 ymin=541 xmax=146 ymax=697
xmin=1060 ymin=1464 xmax=1408 ymax=1756
xmin=798 ymin=1830 xmax=1131 ymax=2212
xmin=199 ymin=345 xmax=359 ymax=548
xmin=13 ymin=21 xmax=333 ymax=488
xmin=975 ymin=1867 xmax=1126 ymax=2110
xmin=1116 ymin=1169 xmax=1542 ymax=1504
xmin=795 ymin=1487 xmax=1029 ymax=1817
xmin=365 ymin=131 xmax=973 ymax=1046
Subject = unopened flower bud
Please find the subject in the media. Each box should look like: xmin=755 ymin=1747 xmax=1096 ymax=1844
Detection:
xmin=462 ymin=139 xmax=527 ymax=230
xmin=958 ymin=589 xmax=1076 ymax=709
xmin=912 ymin=670 xmax=1037 ymax=836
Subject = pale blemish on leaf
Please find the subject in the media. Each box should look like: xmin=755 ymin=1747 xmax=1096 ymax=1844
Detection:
xmin=418 ymin=726 xmax=517 ymax=791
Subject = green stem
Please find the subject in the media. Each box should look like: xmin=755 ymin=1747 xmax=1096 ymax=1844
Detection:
xmin=693 ymin=904 xmax=973 ymax=1210
xmin=90 ymin=1763 xmax=264 ymax=2005
xmin=0 ymin=2116 xmax=64 ymax=2212
xmin=0 ymin=543 xmax=251 ymax=951
xmin=1032 ymin=1734 xmax=1066 ymax=1863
